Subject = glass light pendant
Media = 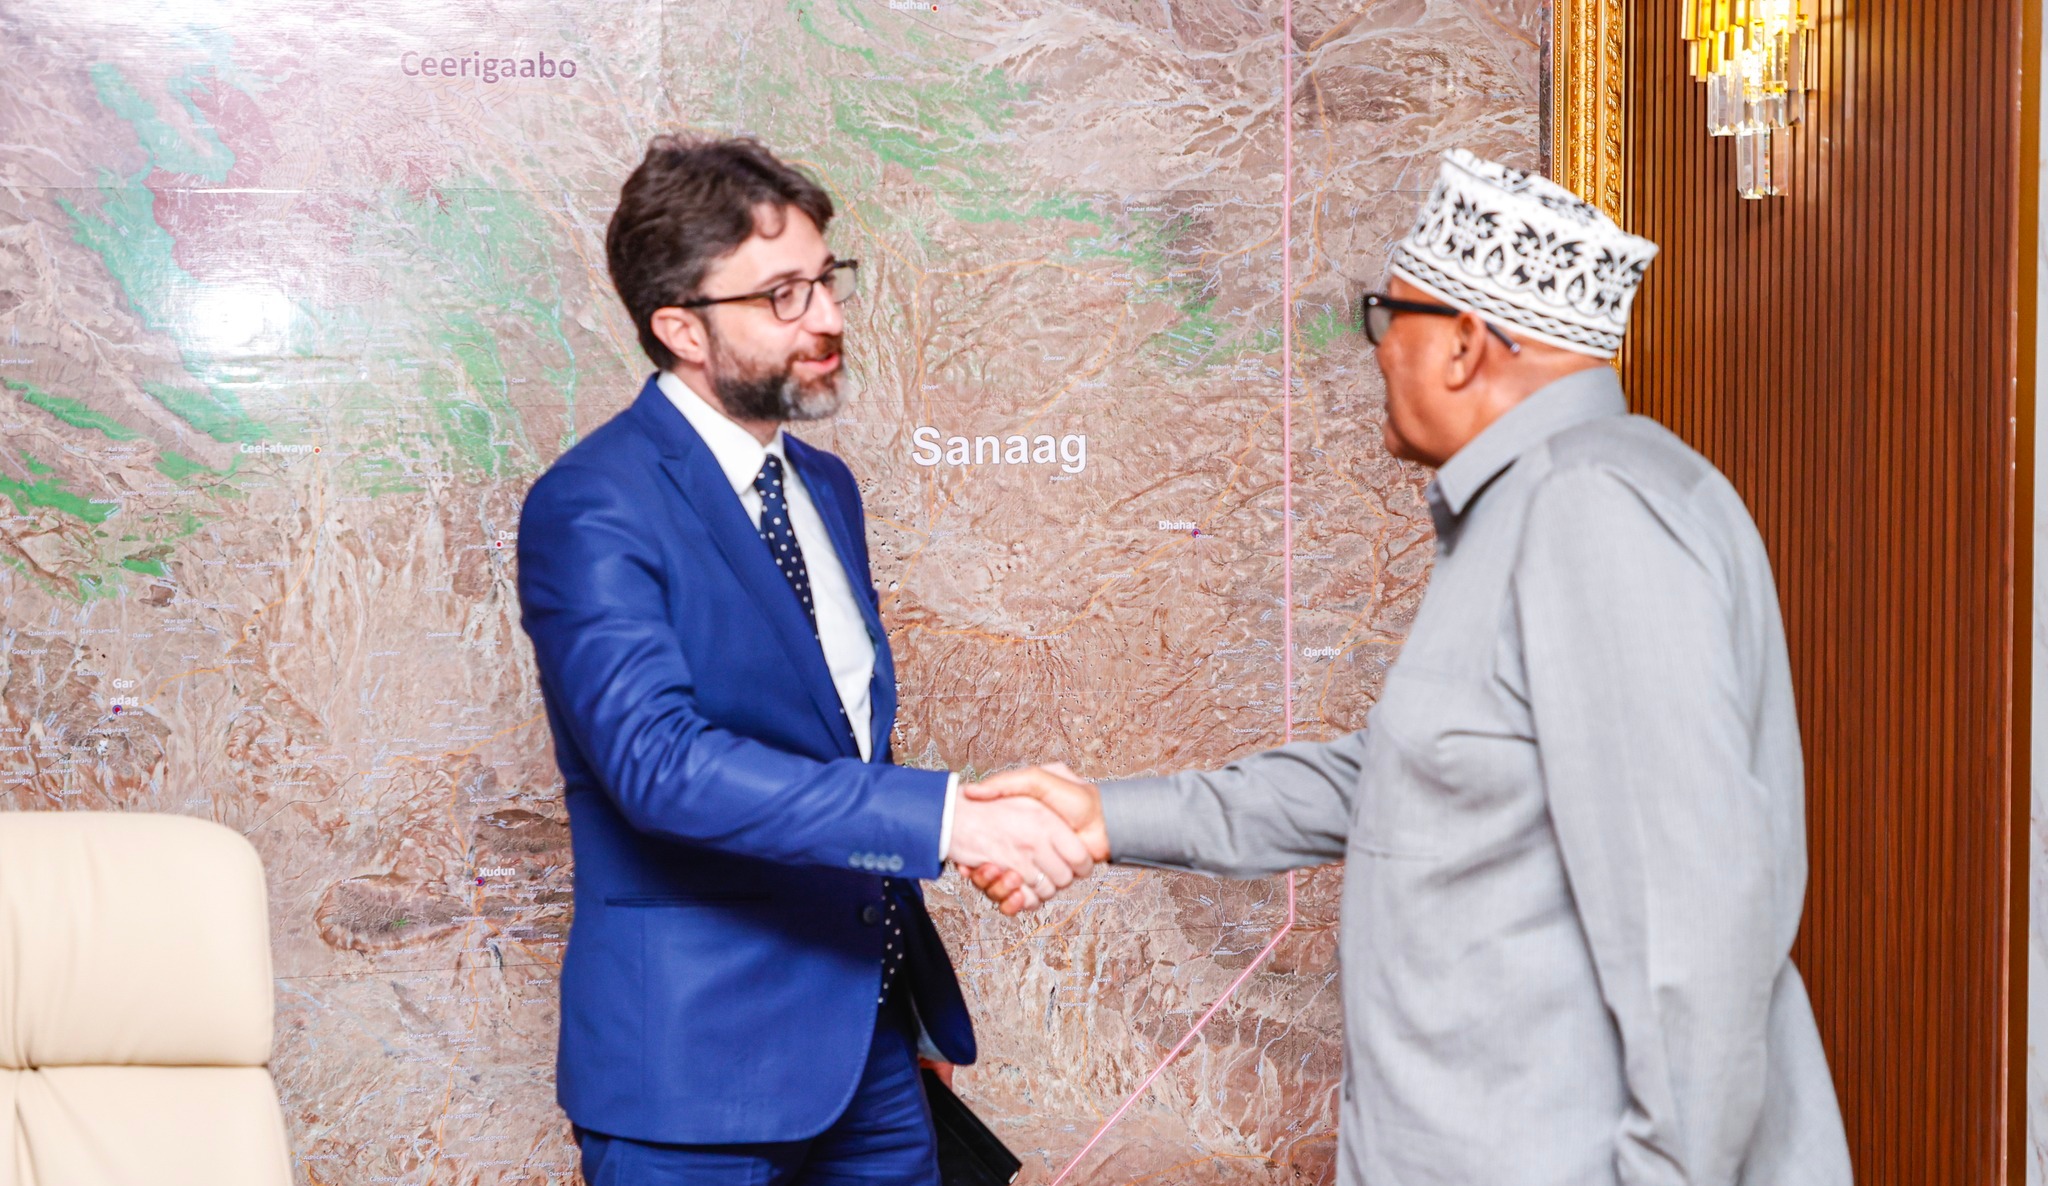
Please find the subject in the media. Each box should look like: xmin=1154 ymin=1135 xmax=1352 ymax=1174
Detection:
xmin=1682 ymin=0 xmax=1812 ymax=198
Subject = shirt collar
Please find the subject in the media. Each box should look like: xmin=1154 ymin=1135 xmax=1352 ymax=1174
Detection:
xmin=1426 ymin=365 xmax=1627 ymax=528
xmin=656 ymin=369 xmax=787 ymax=497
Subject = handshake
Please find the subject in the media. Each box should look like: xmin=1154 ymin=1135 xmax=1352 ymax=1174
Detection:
xmin=944 ymin=764 xmax=1109 ymax=915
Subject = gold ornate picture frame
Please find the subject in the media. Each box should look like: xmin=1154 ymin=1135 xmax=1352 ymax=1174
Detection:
xmin=1546 ymin=0 xmax=1628 ymax=220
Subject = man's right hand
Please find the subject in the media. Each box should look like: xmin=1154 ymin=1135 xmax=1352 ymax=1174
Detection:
xmin=961 ymin=764 xmax=1106 ymax=915
xmin=945 ymin=789 xmax=1095 ymax=914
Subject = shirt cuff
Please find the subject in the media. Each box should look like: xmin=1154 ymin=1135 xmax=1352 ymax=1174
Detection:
xmin=937 ymin=772 xmax=960 ymax=869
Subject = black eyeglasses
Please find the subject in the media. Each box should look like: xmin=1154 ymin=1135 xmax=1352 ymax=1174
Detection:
xmin=678 ymin=259 xmax=861 ymax=322
xmin=1360 ymin=291 xmax=1520 ymax=354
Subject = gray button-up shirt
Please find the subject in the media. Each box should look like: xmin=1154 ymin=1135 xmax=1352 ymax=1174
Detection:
xmin=1103 ymin=368 xmax=1852 ymax=1186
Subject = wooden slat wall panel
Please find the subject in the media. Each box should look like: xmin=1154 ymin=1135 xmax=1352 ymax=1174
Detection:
xmin=1618 ymin=2 xmax=2025 ymax=1181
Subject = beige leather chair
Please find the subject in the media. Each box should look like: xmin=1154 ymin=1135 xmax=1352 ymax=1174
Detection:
xmin=0 ymin=812 xmax=291 ymax=1186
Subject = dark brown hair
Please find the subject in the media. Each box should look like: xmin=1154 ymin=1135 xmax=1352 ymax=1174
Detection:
xmin=605 ymin=135 xmax=835 ymax=369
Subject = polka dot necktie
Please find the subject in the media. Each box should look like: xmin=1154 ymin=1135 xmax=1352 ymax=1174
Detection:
xmin=878 ymin=888 xmax=905 ymax=1006
xmin=755 ymin=457 xmax=905 ymax=1003
xmin=753 ymin=455 xmax=817 ymax=636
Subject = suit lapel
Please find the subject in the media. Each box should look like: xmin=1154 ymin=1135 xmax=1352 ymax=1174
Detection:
xmin=868 ymin=628 xmax=899 ymax=762
xmin=631 ymin=383 xmax=857 ymax=759
xmin=785 ymin=437 xmax=897 ymax=761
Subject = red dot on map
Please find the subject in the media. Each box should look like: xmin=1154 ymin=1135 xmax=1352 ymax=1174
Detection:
xmin=112 ymin=705 xmax=121 ymax=713
xmin=1191 ymin=529 xmax=1201 ymax=537
xmin=313 ymin=446 xmax=321 ymax=453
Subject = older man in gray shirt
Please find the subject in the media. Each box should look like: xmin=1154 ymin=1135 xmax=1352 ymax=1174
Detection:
xmin=969 ymin=151 xmax=1853 ymax=1186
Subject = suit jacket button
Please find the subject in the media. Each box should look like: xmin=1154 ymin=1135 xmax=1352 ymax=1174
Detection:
xmin=860 ymin=904 xmax=882 ymax=926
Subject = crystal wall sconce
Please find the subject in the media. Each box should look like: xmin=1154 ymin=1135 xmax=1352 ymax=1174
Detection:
xmin=1684 ymin=0 xmax=1813 ymax=198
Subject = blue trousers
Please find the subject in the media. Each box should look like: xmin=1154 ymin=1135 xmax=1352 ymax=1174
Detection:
xmin=575 ymin=995 xmax=940 ymax=1186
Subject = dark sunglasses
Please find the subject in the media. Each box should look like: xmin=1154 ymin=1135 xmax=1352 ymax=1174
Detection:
xmin=1360 ymin=292 xmax=1521 ymax=354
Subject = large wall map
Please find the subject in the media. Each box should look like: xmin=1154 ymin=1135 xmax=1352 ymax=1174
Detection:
xmin=0 ymin=1 xmax=1540 ymax=1181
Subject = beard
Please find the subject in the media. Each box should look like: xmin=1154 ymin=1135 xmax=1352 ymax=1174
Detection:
xmin=704 ymin=327 xmax=846 ymax=424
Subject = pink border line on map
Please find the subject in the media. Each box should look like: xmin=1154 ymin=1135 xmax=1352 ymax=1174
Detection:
xmin=1046 ymin=6 xmax=1301 ymax=1182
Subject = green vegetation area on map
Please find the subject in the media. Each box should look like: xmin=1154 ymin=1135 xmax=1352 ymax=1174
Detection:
xmin=154 ymin=450 xmax=219 ymax=482
xmin=0 ymin=461 xmax=115 ymax=525
xmin=59 ymin=160 xmax=273 ymax=445
xmin=119 ymin=541 xmax=173 ymax=577
xmin=0 ymin=438 xmax=201 ymax=599
xmin=88 ymin=61 xmax=236 ymax=182
xmin=143 ymin=382 xmax=265 ymax=445
xmin=774 ymin=4 xmax=1280 ymax=374
xmin=66 ymin=60 xmax=590 ymax=484
xmin=1300 ymin=306 xmax=1354 ymax=352
xmin=367 ymin=184 xmax=583 ymax=475
xmin=6 ymin=380 xmax=141 ymax=440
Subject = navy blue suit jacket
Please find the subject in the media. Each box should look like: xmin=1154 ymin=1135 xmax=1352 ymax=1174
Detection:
xmin=517 ymin=376 xmax=975 ymax=1145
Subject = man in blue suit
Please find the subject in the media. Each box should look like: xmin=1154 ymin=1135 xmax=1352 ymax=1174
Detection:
xmin=517 ymin=136 xmax=1095 ymax=1185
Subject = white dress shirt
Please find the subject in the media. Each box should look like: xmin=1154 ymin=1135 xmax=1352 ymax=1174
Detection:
xmin=656 ymin=371 xmax=957 ymax=864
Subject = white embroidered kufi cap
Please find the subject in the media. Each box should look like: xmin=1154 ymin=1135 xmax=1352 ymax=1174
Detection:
xmin=1388 ymin=149 xmax=1660 ymax=359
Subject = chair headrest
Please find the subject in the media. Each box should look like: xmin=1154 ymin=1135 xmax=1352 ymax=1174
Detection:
xmin=0 ymin=812 xmax=274 ymax=1069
